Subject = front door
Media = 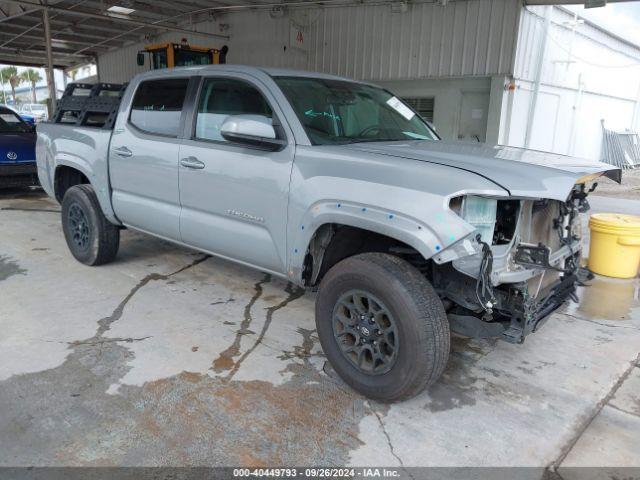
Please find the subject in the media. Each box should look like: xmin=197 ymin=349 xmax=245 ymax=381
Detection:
xmin=178 ymin=75 xmax=294 ymax=274
xmin=110 ymin=77 xmax=190 ymax=240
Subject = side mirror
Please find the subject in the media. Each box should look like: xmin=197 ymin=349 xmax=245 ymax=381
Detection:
xmin=220 ymin=115 xmax=286 ymax=151
xmin=136 ymin=52 xmax=145 ymax=66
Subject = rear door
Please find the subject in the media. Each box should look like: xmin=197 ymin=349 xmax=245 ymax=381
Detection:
xmin=177 ymin=74 xmax=295 ymax=274
xmin=110 ymin=77 xmax=191 ymax=240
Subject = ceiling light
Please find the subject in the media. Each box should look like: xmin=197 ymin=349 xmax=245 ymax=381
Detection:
xmin=107 ymin=5 xmax=136 ymax=15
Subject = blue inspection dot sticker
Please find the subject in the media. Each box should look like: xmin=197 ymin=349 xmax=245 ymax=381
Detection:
xmin=362 ymin=207 xmax=367 ymax=212
xmin=294 ymin=248 xmax=298 ymax=253
xmin=301 ymin=225 xmax=305 ymax=230
xmin=435 ymin=245 xmax=441 ymax=251
xmin=388 ymin=214 xmax=394 ymax=219
xmin=337 ymin=203 xmax=341 ymax=208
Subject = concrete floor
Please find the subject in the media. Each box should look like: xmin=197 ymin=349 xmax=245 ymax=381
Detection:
xmin=0 ymin=189 xmax=639 ymax=474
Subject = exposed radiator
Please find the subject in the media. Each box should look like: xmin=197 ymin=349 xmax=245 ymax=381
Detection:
xmin=527 ymin=201 xmax=562 ymax=254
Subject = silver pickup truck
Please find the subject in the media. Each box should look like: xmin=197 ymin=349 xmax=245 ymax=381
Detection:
xmin=37 ymin=65 xmax=620 ymax=402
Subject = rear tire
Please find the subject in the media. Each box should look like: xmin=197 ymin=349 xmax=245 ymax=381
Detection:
xmin=61 ymin=184 xmax=119 ymax=266
xmin=316 ymin=252 xmax=450 ymax=402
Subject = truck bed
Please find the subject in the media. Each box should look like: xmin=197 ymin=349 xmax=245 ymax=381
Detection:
xmin=36 ymin=122 xmax=117 ymax=223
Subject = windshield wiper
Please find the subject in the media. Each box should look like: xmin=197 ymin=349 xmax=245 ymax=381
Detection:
xmin=342 ymin=137 xmax=404 ymax=144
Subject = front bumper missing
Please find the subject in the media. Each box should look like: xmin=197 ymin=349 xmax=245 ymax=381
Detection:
xmin=447 ymin=271 xmax=578 ymax=344
xmin=500 ymin=271 xmax=577 ymax=343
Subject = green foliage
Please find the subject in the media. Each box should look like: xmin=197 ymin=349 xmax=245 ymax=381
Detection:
xmin=21 ymin=69 xmax=43 ymax=103
xmin=0 ymin=66 xmax=23 ymax=103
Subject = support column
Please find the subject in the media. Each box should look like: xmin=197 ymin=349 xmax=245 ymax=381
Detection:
xmin=42 ymin=2 xmax=57 ymax=112
xmin=524 ymin=5 xmax=551 ymax=149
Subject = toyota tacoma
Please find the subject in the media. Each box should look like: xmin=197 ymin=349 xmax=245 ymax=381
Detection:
xmin=36 ymin=66 xmax=621 ymax=401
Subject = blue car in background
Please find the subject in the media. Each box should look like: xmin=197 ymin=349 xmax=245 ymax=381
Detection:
xmin=0 ymin=105 xmax=37 ymax=126
xmin=0 ymin=105 xmax=39 ymax=188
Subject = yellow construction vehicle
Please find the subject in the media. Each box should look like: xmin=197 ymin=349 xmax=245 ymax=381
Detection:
xmin=137 ymin=40 xmax=228 ymax=69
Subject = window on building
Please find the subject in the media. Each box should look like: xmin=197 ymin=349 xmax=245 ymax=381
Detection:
xmin=195 ymin=78 xmax=272 ymax=142
xmin=130 ymin=78 xmax=189 ymax=136
xmin=402 ymin=97 xmax=434 ymax=123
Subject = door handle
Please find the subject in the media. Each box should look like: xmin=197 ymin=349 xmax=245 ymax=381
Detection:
xmin=180 ymin=157 xmax=205 ymax=170
xmin=114 ymin=146 xmax=133 ymax=158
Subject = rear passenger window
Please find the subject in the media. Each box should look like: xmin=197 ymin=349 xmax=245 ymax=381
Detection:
xmin=130 ymin=79 xmax=189 ymax=136
xmin=195 ymin=78 xmax=272 ymax=142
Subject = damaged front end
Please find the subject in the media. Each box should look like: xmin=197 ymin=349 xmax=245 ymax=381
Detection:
xmin=433 ymin=183 xmax=597 ymax=344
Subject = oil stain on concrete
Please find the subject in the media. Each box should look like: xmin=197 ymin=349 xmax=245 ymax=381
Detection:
xmin=0 ymin=255 xmax=26 ymax=282
xmin=0 ymin=258 xmax=365 ymax=467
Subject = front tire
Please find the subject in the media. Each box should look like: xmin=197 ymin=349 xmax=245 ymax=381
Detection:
xmin=316 ymin=253 xmax=450 ymax=402
xmin=61 ymin=184 xmax=120 ymax=266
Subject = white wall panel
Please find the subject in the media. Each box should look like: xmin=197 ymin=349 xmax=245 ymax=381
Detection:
xmin=97 ymin=0 xmax=521 ymax=84
xmin=514 ymin=6 xmax=640 ymax=99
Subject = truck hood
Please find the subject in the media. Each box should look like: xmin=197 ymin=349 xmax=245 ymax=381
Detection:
xmin=346 ymin=140 xmax=622 ymax=201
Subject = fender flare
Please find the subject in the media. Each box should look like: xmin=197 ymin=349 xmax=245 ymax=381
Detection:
xmin=53 ymin=158 xmax=121 ymax=225
xmin=287 ymin=200 xmax=448 ymax=283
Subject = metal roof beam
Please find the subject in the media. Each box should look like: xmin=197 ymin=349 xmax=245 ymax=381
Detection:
xmin=0 ymin=6 xmax=40 ymax=24
xmin=1 ymin=0 xmax=229 ymax=39
xmin=0 ymin=53 xmax=72 ymax=67
xmin=0 ymin=50 xmax=75 ymax=68
xmin=0 ymin=45 xmax=90 ymax=59
xmin=85 ymin=0 xmax=195 ymax=18
xmin=0 ymin=32 xmax=116 ymax=50
xmin=7 ymin=17 xmax=145 ymax=40
xmin=0 ymin=25 xmax=127 ymax=46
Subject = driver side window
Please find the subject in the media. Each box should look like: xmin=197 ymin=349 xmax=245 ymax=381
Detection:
xmin=195 ymin=78 xmax=272 ymax=142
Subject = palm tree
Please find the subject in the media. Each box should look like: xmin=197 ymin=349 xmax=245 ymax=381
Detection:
xmin=21 ymin=68 xmax=43 ymax=103
xmin=0 ymin=67 xmax=13 ymax=104
xmin=0 ymin=66 xmax=22 ymax=104
xmin=0 ymin=68 xmax=5 ymax=103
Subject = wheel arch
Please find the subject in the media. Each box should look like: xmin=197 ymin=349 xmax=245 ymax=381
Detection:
xmin=290 ymin=202 xmax=443 ymax=286
xmin=53 ymin=160 xmax=120 ymax=225
xmin=54 ymin=164 xmax=91 ymax=202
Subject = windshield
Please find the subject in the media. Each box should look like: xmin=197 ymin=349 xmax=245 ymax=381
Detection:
xmin=0 ymin=111 xmax=30 ymax=133
xmin=175 ymin=49 xmax=212 ymax=66
xmin=29 ymin=104 xmax=46 ymax=112
xmin=274 ymin=76 xmax=437 ymax=145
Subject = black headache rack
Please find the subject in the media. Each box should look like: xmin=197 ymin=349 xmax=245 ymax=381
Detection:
xmin=52 ymin=82 xmax=127 ymax=129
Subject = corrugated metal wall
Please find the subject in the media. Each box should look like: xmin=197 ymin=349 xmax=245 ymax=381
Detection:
xmin=97 ymin=0 xmax=521 ymax=84
xmin=306 ymin=0 xmax=520 ymax=80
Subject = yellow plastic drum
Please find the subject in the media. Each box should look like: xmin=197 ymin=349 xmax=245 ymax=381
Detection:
xmin=588 ymin=213 xmax=640 ymax=279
